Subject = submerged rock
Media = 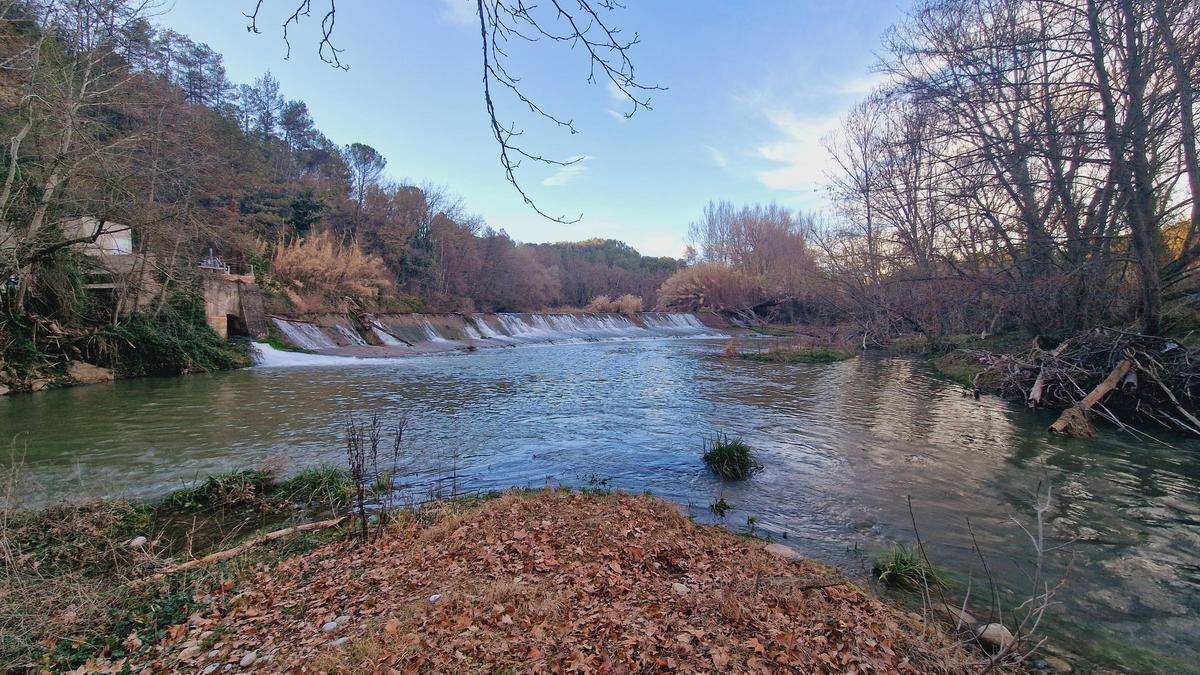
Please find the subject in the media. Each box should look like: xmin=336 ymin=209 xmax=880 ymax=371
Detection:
xmin=974 ymin=623 xmax=1015 ymax=652
xmin=66 ymin=361 xmax=113 ymax=385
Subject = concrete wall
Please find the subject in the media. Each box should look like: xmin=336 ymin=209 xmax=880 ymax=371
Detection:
xmin=202 ymin=272 xmax=267 ymax=339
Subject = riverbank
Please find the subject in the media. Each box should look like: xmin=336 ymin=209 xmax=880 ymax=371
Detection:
xmin=2 ymin=480 xmax=978 ymax=672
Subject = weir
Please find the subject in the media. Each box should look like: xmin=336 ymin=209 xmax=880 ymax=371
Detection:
xmin=262 ymin=311 xmax=721 ymax=360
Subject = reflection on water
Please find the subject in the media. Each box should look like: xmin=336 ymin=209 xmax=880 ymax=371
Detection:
xmin=3 ymin=340 xmax=1198 ymax=671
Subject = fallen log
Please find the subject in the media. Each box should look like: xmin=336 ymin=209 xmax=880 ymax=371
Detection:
xmin=138 ymin=516 xmax=347 ymax=583
xmin=1048 ymin=359 xmax=1132 ymax=437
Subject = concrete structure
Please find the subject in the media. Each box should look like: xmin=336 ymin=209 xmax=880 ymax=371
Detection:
xmin=201 ymin=270 xmax=267 ymax=339
xmin=65 ymin=217 xmax=158 ymax=304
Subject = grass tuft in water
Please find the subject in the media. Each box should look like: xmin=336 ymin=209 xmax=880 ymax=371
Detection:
xmin=873 ymin=544 xmax=947 ymax=588
xmin=702 ymin=434 xmax=761 ymax=480
xmin=161 ymin=470 xmax=276 ymax=510
xmin=740 ymin=346 xmax=854 ymax=364
xmin=281 ymin=465 xmax=353 ymax=508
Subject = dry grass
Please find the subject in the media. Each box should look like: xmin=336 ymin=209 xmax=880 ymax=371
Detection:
xmin=655 ymin=262 xmax=766 ymax=311
xmin=585 ymin=293 xmax=644 ymax=314
xmin=270 ymin=231 xmax=392 ymax=303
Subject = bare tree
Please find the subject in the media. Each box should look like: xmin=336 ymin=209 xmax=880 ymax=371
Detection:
xmin=240 ymin=1 xmax=662 ymax=223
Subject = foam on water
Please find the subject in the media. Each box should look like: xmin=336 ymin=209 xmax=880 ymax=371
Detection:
xmin=250 ymin=342 xmax=363 ymax=367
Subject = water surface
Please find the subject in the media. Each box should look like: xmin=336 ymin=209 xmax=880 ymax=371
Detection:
xmin=3 ymin=339 xmax=1198 ymax=672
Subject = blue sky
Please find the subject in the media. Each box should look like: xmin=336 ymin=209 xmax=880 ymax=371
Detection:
xmin=158 ymin=1 xmax=908 ymax=257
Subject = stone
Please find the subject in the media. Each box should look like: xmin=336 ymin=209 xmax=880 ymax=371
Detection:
xmin=429 ymin=594 xmax=443 ymax=603
xmin=0 ymin=384 xmax=9 ymax=396
xmin=66 ymin=361 xmax=113 ymax=385
xmin=334 ymin=615 xmax=350 ymax=626
xmin=764 ymin=543 xmax=802 ymax=561
xmin=29 ymin=378 xmax=50 ymax=392
xmin=321 ymin=621 xmax=338 ymax=633
xmin=1036 ymin=656 xmax=1073 ymax=673
xmin=238 ymin=651 xmax=256 ymax=668
xmin=942 ymin=602 xmax=975 ymax=627
xmin=128 ymin=535 xmax=148 ymax=548
xmin=671 ymin=582 xmax=689 ymax=596
xmin=975 ymin=623 xmax=1016 ymax=652
xmin=328 ymin=637 xmax=349 ymax=647
xmin=202 ymin=665 xmax=219 ymax=675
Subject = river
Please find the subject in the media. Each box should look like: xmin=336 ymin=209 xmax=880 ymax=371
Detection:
xmin=2 ymin=337 xmax=1198 ymax=672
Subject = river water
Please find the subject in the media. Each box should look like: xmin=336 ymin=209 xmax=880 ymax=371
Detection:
xmin=2 ymin=338 xmax=1198 ymax=672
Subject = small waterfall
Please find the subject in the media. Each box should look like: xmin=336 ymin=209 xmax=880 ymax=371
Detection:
xmin=421 ymin=321 xmax=451 ymax=342
xmin=251 ymin=342 xmax=361 ymax=366
xmin=334 ymin=325 xmax=367 ymax=346
xmin=271 ymin=318 xmax=339 ymax=350
xmin=461 ymin=322 xmax=483 ymax=340
xmin=370 ymin=321 xmax=408 ymax=346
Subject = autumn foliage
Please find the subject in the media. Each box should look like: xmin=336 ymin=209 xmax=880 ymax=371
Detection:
xmin=270 ymin=231 xmax=392 ymax=307
xmin=585 ymin=293 xmax=644 ymax=315
xmin=138 ymin=491 xmax=969 ymax=672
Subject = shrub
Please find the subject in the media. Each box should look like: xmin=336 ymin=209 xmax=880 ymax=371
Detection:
xmin=873 ymin=545 xmax=947 ymax=588
xmin=271 ymin=231 xmax=392 ymax=302
xmin=702 ymin=434 xmax=761 ymax=480
xmin=586 ymin=294 xmax=644 ymax=314
xmin=280 ymin=465 xmax=353 ymax=507
xmin=89 ymin=295 xmax=250 ymax=377
xmin=655 ymin=262 xmax=766 ymax=311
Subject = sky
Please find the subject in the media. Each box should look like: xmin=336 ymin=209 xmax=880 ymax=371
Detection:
xmin=157 ymin=1 xmax=910 ymax=258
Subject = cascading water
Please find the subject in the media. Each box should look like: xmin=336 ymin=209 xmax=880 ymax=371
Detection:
xmin=257 ymin=312 xmax=720 ymax=364
xmin=421 ymin=321 xmax=451 ymax=342
xmin=370 ymin=321 xmax=409 ymax=346
xmin=271 ymin=318 xmax=339 ymax=350
xmin=335 ymin=325 xmax=367 ymax=346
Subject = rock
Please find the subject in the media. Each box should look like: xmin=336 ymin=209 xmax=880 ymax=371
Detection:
xmin=763 ymin=543 xmax=802 ymax=561
xmin=202 ymin=665 xmax=219 ymax=674
xmin=671 ymin=582 xmax=689 ymax=596
xmin=328 ymin=637 xmax=349 ymax=647
xmin=321 ymin=621 xmax=338 ymax=633
xmin=128 ymin=535 xmax=148 ymax=548
xmin=179 ymin=645 xmax=203 ymax=661
xmin=975 ymin=623 xmax=1016 ymax=652
xmin=942 ymin=602 xmax=975 ymax=627
xmin=0 ymin=384 xmax=9 ymax=396
xmin=238 ymin=651 xmax=256 ymax=668
xmin=66 ymin=361 xmax=113 ymax=385
xmin=334 ymin=614 xmax=350 ymax=625
xmin=1036 ymin=656 xmax=1073 ymax=673
xmin=429 ymin=594 xmax=442 ymax=603
xmin=29 ymin=378 xmax=50 ymax=392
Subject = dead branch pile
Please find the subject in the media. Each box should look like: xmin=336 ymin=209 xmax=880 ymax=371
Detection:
xmin=968 ymin=328 xmax=1200 ymax=438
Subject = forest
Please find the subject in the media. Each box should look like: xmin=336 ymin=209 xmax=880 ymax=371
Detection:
xmin=2 ymin=0 xmax=1199 ymax=376
xmin=0 ymin=1 xmax=679 ymax=379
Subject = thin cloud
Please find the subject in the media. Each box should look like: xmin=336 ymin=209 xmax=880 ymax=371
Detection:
xmin=542 ymin=155 xmax=593 ymax=187
xmin=751 ymin=107 xmax=840 ymax=194
xmin=605 ymin=108 xmax=628 ymax=123
xmin=439 ymin=0 xmax=476 ymax=26
xmin=702 ymin=145 xmax=728 ymax=168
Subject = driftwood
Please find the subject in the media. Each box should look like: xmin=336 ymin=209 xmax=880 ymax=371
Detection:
xmin=1048 ymin=359 xmax=1132 ymax=436
xmin=139 ymin=516 xmax=347 ymax=583
xmin=970 ymin=328 xmax=1200 ymax=438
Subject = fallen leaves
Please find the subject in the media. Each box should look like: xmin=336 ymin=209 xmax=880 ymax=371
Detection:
xmin=135 ymin=491 xmax=969 ymax=673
